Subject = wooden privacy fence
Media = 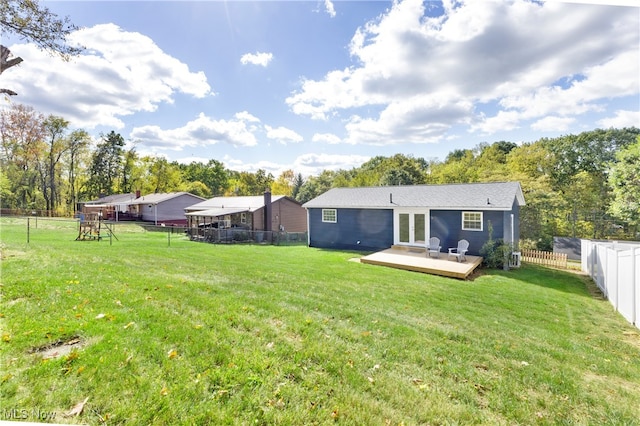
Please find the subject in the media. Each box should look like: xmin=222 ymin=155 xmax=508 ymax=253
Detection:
xmin=521 ymin=249 xmax=568 ymax=269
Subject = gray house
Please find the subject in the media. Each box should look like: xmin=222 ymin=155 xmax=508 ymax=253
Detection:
xmin=302 ymin=182 xmax=525 ymax=255
xmin=129 ymin=192 xmax=206 ymax=225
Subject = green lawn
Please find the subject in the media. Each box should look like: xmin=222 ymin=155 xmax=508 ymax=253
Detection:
xmin=1 ymin=217 xmax=639 ymax=425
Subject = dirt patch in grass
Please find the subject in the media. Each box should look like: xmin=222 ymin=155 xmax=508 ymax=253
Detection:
xmin=622 ymin=330 xmax=640 ymax=349
xmin=0 ymin=245 xmax=27 ymax=260
xmin=29 ymin=335 xmax=87 ymax=359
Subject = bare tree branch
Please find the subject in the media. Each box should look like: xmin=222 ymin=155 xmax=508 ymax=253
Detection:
xmin=0 ymin=0 xmax=84 ymax=60
xmin=1 ymin=45 xmax=23 ymax=74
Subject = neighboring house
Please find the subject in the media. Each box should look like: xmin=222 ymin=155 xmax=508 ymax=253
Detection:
xmin=185 ymin=191 xmax=307 ymax=232
xmin=79 ymin=193 xmax=138 ymax=220
xmin=130 ymin=192 xmax=206 ymax=225
xmin=302 ymin=182 xmax=525 ymax=255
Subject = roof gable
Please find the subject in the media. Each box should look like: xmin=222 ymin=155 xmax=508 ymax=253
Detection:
xmin=130 ymin=192 xmax=205 ymax=205
xmin=303 ymin=182 xmax=525 ymax=210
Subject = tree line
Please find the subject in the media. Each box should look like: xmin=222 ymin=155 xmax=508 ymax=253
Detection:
xmin=1 ymin=103 xmax=638 ymax=249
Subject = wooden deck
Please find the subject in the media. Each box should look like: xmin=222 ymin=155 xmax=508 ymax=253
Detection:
xmin=360 ymin=246 xmax=483 ymax=279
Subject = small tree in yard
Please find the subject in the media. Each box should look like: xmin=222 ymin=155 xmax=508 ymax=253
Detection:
xmin=480 ymin=221 xmax=513 ymax=270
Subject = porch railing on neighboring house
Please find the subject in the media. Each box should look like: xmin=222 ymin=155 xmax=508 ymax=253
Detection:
xmin=187 ymin=228 xmax=308 ymax=246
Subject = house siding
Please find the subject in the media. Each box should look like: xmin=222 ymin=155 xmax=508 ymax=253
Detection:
xmin=273 ymin=198 xmax=307 ymax=232
xmin=308 ymin=208 xmax=393 ymax=251
xmin=140 ymin=194 xmax=204 ymax=223
xmin=430 ymin=210 xmax=505 ymax=256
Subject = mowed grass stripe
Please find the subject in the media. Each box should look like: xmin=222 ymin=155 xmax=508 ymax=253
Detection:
xmin=1 ymin=218 xmax=639 ymax=425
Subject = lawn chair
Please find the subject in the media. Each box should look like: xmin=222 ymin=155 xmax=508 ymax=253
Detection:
xmin=448 ymin=239 xmax=469 ymax=262
xmin=427 ymin=237 xmax=441 ymax=258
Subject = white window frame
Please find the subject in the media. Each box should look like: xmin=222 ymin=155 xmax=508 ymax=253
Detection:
xmin=322 ymin=209 xmax=337 ymax=223
xmin=240 ymin=212 xmax=247 ymax=224
xmin=462 ymin=211 xmax=483 ymax=231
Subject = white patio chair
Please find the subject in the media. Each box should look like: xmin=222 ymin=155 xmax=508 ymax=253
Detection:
xmin=427 ymin=237 xmax=441 ymax=258
xmin=448 ymin=239 xmax=469 ymax=262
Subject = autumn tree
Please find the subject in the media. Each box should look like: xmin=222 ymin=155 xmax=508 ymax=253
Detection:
xmin=36 ymin=115 xmax=70 ymax=214
xmin=227 ymin=169 xmax=274 ymax=195
xmin=0 ymin=103 xmax=45 ymax=209
xmin=143 ymin=157 xmax=184 ymax=194
xmin=271 ymin=169 xmax=296 ymax=196
xmin=120 ymin=147 xmax=139 ymax=194
xmin=1 ymin=0 xmax=83 ymax=96
xmin=429 ymin=149 xmax=478 ymax=183
xmin=65 ymin=129 xmax=91 ymax=213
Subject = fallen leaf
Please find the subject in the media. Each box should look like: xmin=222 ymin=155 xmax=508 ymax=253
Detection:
xmin=367 ymin=376 xmax=375 ymax=384
xmin=95 ymin=313 xmax=105 ymax=319
xmin=160 ymin=387 xmax=169 ymax=396
xmin=124 ymin=322 xmax=135 ymax=329
xmin=411 ymin=378 xmax=423 ymax=385
xmin=520 ymin=361 xmax=530 ymax=366
xmin=167 ymin=349 xmax=178 ymax=359
xmin=64 ymin=397 xmax=89 ymax=417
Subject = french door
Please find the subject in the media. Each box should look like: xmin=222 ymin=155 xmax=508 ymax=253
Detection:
xmin=395 ymin=209 xmax=427 ymax=246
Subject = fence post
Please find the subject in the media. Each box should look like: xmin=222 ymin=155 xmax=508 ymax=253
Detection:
xmin=27 ymin=217 xmax=30 ymax=244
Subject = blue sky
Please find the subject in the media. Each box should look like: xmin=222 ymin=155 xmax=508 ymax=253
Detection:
xmin=2 ymin=0 xmax=639 ymax=176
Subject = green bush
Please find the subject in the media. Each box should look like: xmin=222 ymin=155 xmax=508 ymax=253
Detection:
xmin=480 ymin=221 xmax=513 ymax=269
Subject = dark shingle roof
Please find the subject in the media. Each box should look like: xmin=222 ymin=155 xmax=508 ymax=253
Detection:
xmin=302 ymin=182 xmax=525 ymax=210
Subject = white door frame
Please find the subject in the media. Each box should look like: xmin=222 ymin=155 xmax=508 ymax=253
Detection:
xmin=394 ymin=208 xmax=430 ymax=246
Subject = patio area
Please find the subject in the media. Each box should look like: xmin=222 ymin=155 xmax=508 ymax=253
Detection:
xmin=360 ymin=246 xmax=483 ymax=279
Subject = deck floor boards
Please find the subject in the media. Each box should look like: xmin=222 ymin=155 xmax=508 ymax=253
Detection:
xmin=360 ymin=247 xmax=482 ymax=279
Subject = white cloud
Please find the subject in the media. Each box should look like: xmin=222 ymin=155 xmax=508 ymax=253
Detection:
xmin=235 ymin=111 xmax=261 ymax=123
xmin=324 ymin=0 xmax=336 ymax=18
xmin=265 ymin=125 xmax=303 ymax=144
xmin=1 ymin=23 xmax=212 ymax=129
xmin=294 ymin=153 xmax=370 ymax=175
xmin=222 ymin=152 xmax=369 ymax=177
xmin=286 ymin=0 xmax=639 ymax=142
xmin=597 ymin=110 xmax=640 ymax=128
xmin=240 ymin=52 xmax=273 ymax=67
xmin=130 ymin=112 xmax=258 ymax=151
xmin=531 ymin=116 xmax=576 ymax=132
xmin=222 ymin=155 xmax=286 ymax=175
xmin=312 ymin=133 xmax=341 ymax=144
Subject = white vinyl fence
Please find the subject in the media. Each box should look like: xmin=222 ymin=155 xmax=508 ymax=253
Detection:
xmin=581 ymin=240 xmax=640 ymax=329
